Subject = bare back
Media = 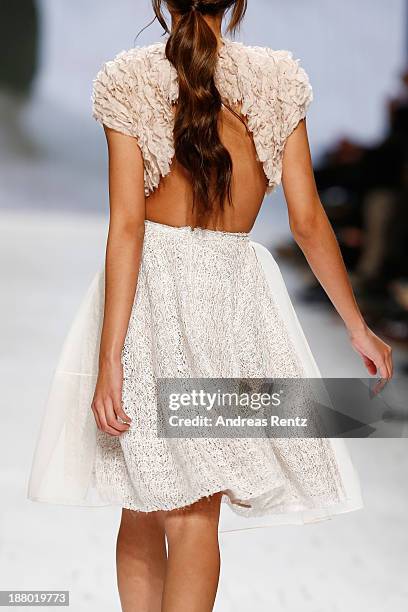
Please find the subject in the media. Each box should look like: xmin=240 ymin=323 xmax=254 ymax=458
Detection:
xmin=146 ymin=101 xmax=269 ymax=233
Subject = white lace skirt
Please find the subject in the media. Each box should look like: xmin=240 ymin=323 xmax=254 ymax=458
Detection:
xmin=27 ymin=219 xmax=363 ymax=532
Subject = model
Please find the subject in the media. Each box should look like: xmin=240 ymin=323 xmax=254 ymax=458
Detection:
xmin=27 ymin=1 xmax=393 ymax=610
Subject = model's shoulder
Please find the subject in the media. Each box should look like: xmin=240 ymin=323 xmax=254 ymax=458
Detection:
xmin=96 ymin=42 xmax=166 ymax=81
xmin=229 ymin=40 xmax=308 ymax=76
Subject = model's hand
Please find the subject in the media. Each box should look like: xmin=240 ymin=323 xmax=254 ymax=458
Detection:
xmin=348 ymin=325 xmax=393 ymax=380
xmin=91 ymin=360 xmax=132 ymax=436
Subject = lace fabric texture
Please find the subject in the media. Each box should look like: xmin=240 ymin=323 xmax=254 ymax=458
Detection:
xmin=91 ymin=38 xmax=313 ymax=197
xmin=93 ymin=221 xmax=345 ymax=516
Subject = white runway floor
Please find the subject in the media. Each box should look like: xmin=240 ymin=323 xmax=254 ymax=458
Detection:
xmin=1 ymin=209 xmax=408 ymax=611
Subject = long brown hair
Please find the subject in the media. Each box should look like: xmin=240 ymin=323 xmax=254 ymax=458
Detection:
xmin=151 ymin=0 xmax=248 ymax=224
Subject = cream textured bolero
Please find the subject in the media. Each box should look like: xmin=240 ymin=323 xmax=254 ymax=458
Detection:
xmin=92 ymin=38 xmax=313 ymax=197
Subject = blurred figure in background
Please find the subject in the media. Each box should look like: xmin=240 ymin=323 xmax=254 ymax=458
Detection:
xmin=0 ymin=0 xmax=39 ymax=156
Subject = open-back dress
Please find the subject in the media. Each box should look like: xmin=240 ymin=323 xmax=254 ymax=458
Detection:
xmin=27 ymin=36 xmax=364 ymax=532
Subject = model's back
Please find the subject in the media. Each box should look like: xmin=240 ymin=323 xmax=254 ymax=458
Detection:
xmin=92 ymin=38 xmax=313 ymax=232
xmin=146 ymin=98 xmax=268 ymax=231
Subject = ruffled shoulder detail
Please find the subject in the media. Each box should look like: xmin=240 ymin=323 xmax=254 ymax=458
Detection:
xmin=273 ymin=49 xmax=314 ymax=143
xmin=244 ymin=45 xmax=313 ymax=191
xmin=92 ymin=43 xmax=175 ymax=196
xmin=215 ymin=41 xmax=313 ymax=193
xmin=224 ymin=43 xmax=282 ymax=192
xmin=91 ymin=40 xmax=313 ymax=197
xmin=92 ymin=47 xmax=143 ymax=138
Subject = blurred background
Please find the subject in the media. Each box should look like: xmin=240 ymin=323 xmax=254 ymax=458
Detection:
xmin=1 ymin=0 xmax=407 ymax=611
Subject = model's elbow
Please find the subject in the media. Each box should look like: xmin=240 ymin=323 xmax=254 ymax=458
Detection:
xmin=288 ymin=196 xmax=327 ymax=242
xmin=125 ymin=219 xmax=145 ymax=240
xmin=110 ymin=216 xmax=146 ymax=241
xmin=289 ymin=212 xmax=321 ymax=242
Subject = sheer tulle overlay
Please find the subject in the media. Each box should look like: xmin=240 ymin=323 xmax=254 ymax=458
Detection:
xmin=27 ymin=221 xmax=363 ymax=532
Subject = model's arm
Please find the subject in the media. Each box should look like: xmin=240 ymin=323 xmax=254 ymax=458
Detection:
xmin=91 ymin=126 xmax=146 ymax=436
xmin=281 ymin=120 xmax=393 ymax=379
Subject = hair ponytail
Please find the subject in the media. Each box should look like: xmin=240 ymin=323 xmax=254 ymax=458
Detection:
xmin=152 ymin=0 xmax=247 ymax=224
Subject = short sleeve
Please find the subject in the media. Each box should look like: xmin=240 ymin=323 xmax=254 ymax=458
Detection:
xmin=276 ymin=50 xmax=313 ymax=144
xmin=91 ymin=52 xmax=136 ymax=138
